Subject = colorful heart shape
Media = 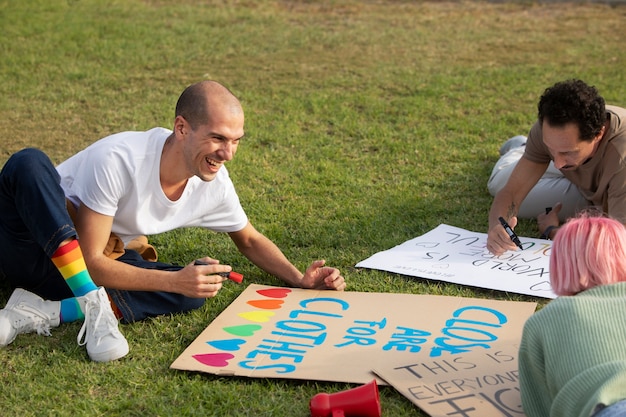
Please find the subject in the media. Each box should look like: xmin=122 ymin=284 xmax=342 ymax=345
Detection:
xmin=193 ymin=352 xmax=234 ymax=367
xmin=256 ymin=288 xmax=292 ymax=298
xmin=223 ymin=324 xmax=262 ymax=337
xmin=207 ymin=338 xmax=246 ymax=351
xmin=247 ymin=299 xmax=284 ymax=310
xmin=238 ymin=310 xmax=275 ymax=323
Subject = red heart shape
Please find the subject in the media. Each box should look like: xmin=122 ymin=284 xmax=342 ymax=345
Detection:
xmin=192 ymin=353 xmax=235 ymax=367
xmin=256 ymin=288 xmax=292 ymax=299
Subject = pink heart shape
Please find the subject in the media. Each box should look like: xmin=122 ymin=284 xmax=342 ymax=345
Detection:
xmin=192 ymin=353 xmax=234 ymax=367
xmin=256 ymin=288 xmax=292 ymax=298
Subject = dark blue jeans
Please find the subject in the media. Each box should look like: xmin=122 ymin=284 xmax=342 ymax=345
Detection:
xmin=594 ymin=400 xmax=626 ymax=417
xmin=0 ymin=148 xmax=204 ymax=323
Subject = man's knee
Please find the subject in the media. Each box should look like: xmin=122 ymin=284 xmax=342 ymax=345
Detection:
xmin=8 ymin=148 xmax=51 ymax=167
xmin=487 ymin=147 xmax=525 ymax=196
xmin=3 ymin=148 xmax=59 ymax=183
xmin=517 ymin=177 xmax=588 ymax=220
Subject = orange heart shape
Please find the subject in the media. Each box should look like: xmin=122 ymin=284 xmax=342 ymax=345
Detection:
xmin=247 ymin=299 xmax=284 ymax=310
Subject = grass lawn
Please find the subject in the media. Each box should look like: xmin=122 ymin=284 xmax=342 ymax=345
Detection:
xmin=1 ymin=0 xmax=625 ymax=415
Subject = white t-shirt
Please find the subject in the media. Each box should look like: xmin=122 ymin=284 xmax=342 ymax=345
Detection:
xmin=57 ymin=128 xmax=248 ymax=245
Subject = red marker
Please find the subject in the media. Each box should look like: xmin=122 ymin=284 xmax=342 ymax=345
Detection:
xmin=194 ymin=260 xmax=244 ymax=284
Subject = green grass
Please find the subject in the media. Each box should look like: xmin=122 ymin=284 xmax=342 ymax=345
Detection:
xmin=1 ymin=0 xmax=626 ymax=415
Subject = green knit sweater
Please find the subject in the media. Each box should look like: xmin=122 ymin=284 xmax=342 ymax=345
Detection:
xmin=519 ymin=282 xmax=626 ymax=417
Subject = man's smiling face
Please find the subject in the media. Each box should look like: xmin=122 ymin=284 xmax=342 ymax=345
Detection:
xmin=181 ymin=110 xmax=245 ymax=182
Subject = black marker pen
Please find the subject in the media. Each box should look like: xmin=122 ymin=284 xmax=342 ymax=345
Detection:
xmin=498 ymin=216 xmax=523 ymax=249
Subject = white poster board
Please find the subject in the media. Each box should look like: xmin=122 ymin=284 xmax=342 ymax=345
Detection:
xmin=356 ymin=224 xmax=555 ymax=299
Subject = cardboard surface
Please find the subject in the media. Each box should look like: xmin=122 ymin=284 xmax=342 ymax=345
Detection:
xmin=375 ymin=344 xmax=526 ymax=416
xmin=171 ymin=284 xmax=536 ymax=385
xmin=356 ymin=224 xmax=556 ymax=299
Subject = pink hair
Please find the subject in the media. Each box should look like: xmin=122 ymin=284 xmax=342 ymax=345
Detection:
xmin=550 ymin=213 xmax=626 ymax=296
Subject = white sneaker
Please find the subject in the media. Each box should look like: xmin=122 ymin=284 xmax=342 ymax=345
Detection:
xmin=0 ymin=288 xmax=61 ymax=346
xmin=77 ymin=287 xmax=129 ymax=362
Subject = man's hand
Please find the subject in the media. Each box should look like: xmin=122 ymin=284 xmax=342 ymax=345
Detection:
xmin=175 ymin=257 xmax=230 ymax=298
xmin=486 ymin=157 xmax=550 ymax=256
xmin=487 ymin=216 xmax=520 ymax=256
xmin=301 ymin=260 xmax=346 ymax=291
xmin=537 ymin=202 xmax=561 ymax=237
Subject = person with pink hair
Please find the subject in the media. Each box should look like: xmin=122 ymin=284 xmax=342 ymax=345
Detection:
xmin=519 ymin=212 xmax=626 ymax=417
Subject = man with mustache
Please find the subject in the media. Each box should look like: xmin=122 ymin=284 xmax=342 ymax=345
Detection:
xmin=486 ymin=79 xmax=626 ymax=256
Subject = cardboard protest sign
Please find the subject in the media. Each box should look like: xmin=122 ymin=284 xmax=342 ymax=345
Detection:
xmin=171 ymin=284 xmax=536 ymax=385
xmin=375 ymin=344 xmax=525 ymax=417
xmin=356 ymin=224 xmax=555 ymax=299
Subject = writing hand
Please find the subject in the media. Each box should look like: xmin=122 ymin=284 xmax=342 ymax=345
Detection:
xmin=487 ymin=216 xmax=520 ymax=256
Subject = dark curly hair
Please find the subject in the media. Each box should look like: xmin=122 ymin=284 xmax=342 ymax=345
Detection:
xmin=537 ymin=79 xmax=606 ymax=141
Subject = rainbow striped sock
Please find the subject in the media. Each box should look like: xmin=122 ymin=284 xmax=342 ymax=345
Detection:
xmin=51 ymin=239 xmax=98 ymax=297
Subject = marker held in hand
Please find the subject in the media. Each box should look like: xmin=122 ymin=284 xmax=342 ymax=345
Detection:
xmin=194 ymin=260 xmax=244 ymax=283
xmin=498 ymin=217 xmax=523 ymax=250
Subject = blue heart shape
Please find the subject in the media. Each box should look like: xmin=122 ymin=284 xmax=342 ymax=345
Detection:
xmin=207 ymin=338 xmax=246 ymax=351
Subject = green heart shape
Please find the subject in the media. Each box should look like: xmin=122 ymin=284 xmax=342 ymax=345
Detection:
xmin=223 ymin=324 xmax=262 ymax=337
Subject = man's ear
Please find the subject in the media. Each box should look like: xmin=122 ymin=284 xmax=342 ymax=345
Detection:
xmin=173 ymin=115 xmax=187 ymax=137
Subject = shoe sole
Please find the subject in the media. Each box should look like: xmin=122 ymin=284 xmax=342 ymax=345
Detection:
xmin=89 ymin=343 xmax=130 ymax=362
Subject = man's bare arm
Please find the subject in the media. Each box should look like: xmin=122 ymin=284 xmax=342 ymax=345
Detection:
xmin=74 ymin=204 xmax=228 ymax=298
xmin=487 ymin=157 xmax=549 ymax=255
